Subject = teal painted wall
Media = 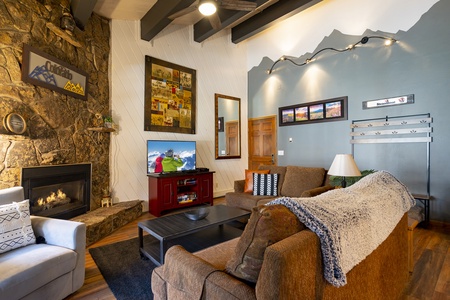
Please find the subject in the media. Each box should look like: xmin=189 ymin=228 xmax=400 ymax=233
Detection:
xmin=248 ymin=1 xmax=450 ymax=222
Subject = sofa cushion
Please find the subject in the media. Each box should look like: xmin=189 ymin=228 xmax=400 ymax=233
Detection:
xmin=0 ymin=200 xmax=36 ymax=254
xmin=225 ymin=192 xmax=276 ymax=211
xmin=280 ymin=166 xmax=326 ymax=197
xmin=253 ymin=173 xmax=278 ymax=196
xmin=226 ymin=204 xmax=305 ymax=283
xmin=0 ymin=243 xmax=77 ymax=299
xmin=244 ymin=169 xmax=270 ymax=193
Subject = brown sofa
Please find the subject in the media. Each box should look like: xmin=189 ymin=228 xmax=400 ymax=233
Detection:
xmin=151 ymin=204 xmax=409 ymax=299
xmin=225 ymin=165 xmax=334 ymax=211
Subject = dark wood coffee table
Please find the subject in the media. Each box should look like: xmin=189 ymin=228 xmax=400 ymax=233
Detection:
xmin=138 ymin=205 xmax=250 ymax=266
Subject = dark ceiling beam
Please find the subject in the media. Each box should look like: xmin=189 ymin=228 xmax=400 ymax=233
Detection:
xmin=71 ymin=0 xmax=98 ymax=30
xmin=141 ymin=0 xmax=196 ymax=41
xmin=231 ymin=0 xmax=322 ymax=43
xmin=194 ymin=0 xmax=271 ymax=43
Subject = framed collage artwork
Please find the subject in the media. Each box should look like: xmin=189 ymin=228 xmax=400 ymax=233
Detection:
xmin=144 ymin=56 xmax=196 ymax=134
xmin=279 ymin=96 xmax=348 ymax=126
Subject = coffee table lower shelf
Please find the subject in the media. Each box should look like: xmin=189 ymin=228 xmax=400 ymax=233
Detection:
xmin=139 ymin=224 xmax=243 ymax=266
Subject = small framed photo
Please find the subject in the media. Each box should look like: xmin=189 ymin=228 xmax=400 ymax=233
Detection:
xmin=281 ymin=108 xmax=294 ymax=124
xmin=325 ymin=101 xmax=343 ymax=118
xmin=309 ymin=104 xmax=324 ymax=120
xmin=295 ymin=107 xmax=308 ymax=121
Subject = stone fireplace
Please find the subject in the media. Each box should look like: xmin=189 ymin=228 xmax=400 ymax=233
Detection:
xmin=21 ymin=164 xmax=91 ymax=219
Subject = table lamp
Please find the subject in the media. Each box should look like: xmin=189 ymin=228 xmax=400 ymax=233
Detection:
xmin=328 ymin=154 xmax=361 ymax=188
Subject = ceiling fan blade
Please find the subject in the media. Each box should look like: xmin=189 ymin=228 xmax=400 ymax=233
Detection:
xmin=221 ymin=0 xmax=257 ymax=11
xmin=168 ymin=5 xmax=198 ymax=20
xmin=208 ymin=13 xmax=222 ymax=30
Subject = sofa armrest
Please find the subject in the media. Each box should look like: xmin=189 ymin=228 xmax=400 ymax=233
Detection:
xmin=31 ymin=216 xmax=86 ymax=251
xmin=153 ymin=245 xmax=255 ymax=299
xmin=301 ymin=185 xmax=335 ymax=197
xmin=31 ymin=216 xmax=86 ymax=291
xmin=256 ymin=230 xmax=321 ymax=300
xmin=234 ymin=180 xmax=245 ymax=192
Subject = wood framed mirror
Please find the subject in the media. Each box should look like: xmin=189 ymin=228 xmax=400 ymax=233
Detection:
xmin=215 ymin=93 xmax=241 ymax=159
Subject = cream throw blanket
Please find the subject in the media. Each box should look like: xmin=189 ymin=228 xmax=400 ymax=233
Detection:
xmin=268 ymin=171 xmax=415 ymax=287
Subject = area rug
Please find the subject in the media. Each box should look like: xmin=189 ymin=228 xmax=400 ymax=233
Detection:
xmin=89 ymin=237 xmax=156 ymax=300
xmin=89 ymin=222 xmax=246 ymax=300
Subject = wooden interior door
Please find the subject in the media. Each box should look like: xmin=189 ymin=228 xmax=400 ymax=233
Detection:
xmin=248 ymin=116 xmax=277 ymax=169
xmin=225 ymin=121 xmax=239 ymax=156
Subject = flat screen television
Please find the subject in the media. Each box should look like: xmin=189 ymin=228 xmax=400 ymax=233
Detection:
xmin=147 ymin=140 xmax=196 ymax=174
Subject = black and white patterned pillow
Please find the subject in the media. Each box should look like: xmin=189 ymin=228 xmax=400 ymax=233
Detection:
xmin=253 ymin=173 xmax=279 ymax=196
xmin=0 ymin=200 xmax=36 ymax=254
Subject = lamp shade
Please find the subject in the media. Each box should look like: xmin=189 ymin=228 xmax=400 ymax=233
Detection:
xmin=199 ymin=0 xmax=217 ymax=16
xmin=328 ymin=154 xmax=361 ymax=177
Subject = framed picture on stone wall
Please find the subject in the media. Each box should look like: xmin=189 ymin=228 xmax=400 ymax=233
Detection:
xmin=21 ymin=44 xmax=89 ymax=100
xmin=144 ymin=56 xmax=196 ymax=134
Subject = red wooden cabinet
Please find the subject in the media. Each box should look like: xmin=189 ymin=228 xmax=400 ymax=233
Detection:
xmin=148 ymin=172 xmax=214 ymax=217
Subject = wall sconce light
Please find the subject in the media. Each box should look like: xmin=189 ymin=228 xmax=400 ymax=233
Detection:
xmin=266 ymin=35 xmax=397 ymax=74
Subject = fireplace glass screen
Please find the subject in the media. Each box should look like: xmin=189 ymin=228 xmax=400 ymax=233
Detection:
xmin=31 ymin=179 xmax=84 ymax=217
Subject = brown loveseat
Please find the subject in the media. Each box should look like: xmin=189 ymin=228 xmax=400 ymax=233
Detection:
xmin=225 ymin=165 xmax=334 ymax=211
xmin=152 ymin=204 xmax=409 ymax=299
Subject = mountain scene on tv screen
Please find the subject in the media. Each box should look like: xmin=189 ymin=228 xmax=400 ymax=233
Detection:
xmin=148 ymin=150 xmax=196 ymax=173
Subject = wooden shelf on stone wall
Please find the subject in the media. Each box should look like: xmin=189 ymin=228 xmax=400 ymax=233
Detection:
xmin=87 ymin=127 xmax=115 ymax=133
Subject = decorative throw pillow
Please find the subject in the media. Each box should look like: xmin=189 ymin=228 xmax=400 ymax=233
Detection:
xmin=253 ymin=173 xmax=279 ymax=196
xmin=244 ymin=169 xmax=270 ymax=193
xmin=226 ymin=204 xmax=305 ymax=283
xmin=0 ymin=200 xmax=36 ymax=254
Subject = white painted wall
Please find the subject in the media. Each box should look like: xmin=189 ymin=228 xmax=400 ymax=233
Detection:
xmin=110 ymin=21 xmax=248 ymax=210
xmin=246 ymin=0 xmax=439 ymax=69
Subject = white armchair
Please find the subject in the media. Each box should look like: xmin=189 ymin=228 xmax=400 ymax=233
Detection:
xmin=0 ymin=186 xmax=86 ymax=300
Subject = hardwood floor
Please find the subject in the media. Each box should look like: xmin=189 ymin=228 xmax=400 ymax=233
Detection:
xmin=66 ymin=199 xmax=450 ymax=300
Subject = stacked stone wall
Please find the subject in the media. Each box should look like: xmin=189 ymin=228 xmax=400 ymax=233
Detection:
xmin=0 ymin=0 xmax=111 ymax=210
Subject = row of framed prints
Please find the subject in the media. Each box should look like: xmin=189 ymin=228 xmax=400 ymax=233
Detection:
xmin=279 ymin=96 xmax=348 ymax=126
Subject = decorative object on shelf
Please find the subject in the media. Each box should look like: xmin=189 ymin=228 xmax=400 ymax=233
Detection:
xmin=267 ymin=35 xmax=398 ymax=74
xmin=101 ymin=188 xmax=112 ymax=207
xmin=330 ymin=169 xmax=376 ymax=188
xmin=21 ymin=44 xmax=88 ymax=100
xmin=103 ymin=115 xmax=113 ymax=128
xmin=279 ymin=96 xmax=347 ymax=126
xmin=184 ymin=206 xmax=210 ymax=221
xmin=60 ymin=8 xmax=76 ymax=33
xmin=2 ymin=113 xmax=27 ymax=135
xmin=144 ymin=56 xmax=196 ymax=134
xmin=328 ymin=154 xmax=361 ymax=188
xmin=362 ymin=94 xmax=414 ymax=110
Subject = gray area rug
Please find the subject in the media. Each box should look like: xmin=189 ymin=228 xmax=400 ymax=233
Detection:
xmin=89 ymin=222 xmax=246 ymax=300
xmin=89 ymin=237 xmax=155 ymax=300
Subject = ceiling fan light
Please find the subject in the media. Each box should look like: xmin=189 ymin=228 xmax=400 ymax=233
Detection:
xmin=199 ymin=1 xmax=217 ymax=16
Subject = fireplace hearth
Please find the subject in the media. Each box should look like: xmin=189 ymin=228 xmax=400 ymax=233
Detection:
xmin=21 ymin=164 xmax=91 ymax=219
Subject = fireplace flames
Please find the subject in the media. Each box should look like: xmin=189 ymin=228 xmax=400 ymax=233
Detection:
xmin=36 ymin=189 xmax=71 ymax=210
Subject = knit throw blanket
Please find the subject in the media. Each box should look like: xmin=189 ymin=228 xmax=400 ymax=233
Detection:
xmin=268 ymin=171 xmax=415 ymax=287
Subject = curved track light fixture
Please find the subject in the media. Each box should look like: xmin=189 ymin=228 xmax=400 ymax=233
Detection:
xmin=266 ymin=35 xmax=398 ymax=74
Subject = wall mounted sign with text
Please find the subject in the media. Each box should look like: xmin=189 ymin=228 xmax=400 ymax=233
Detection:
xmin=362 ymin=94 xmax=414 ymax=110
xmin=21 ymin=44 xmax=89 ymax=100
xmin=279 ymin=96 xmax=348 ymax=126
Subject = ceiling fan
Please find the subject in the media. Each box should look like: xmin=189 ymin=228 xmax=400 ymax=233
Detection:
xmin=168 ymin=0 xmax=258 ymax=30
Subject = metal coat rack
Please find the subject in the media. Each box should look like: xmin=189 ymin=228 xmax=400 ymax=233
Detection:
xmin=350 ymin=113 xmax=432 ymax=222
